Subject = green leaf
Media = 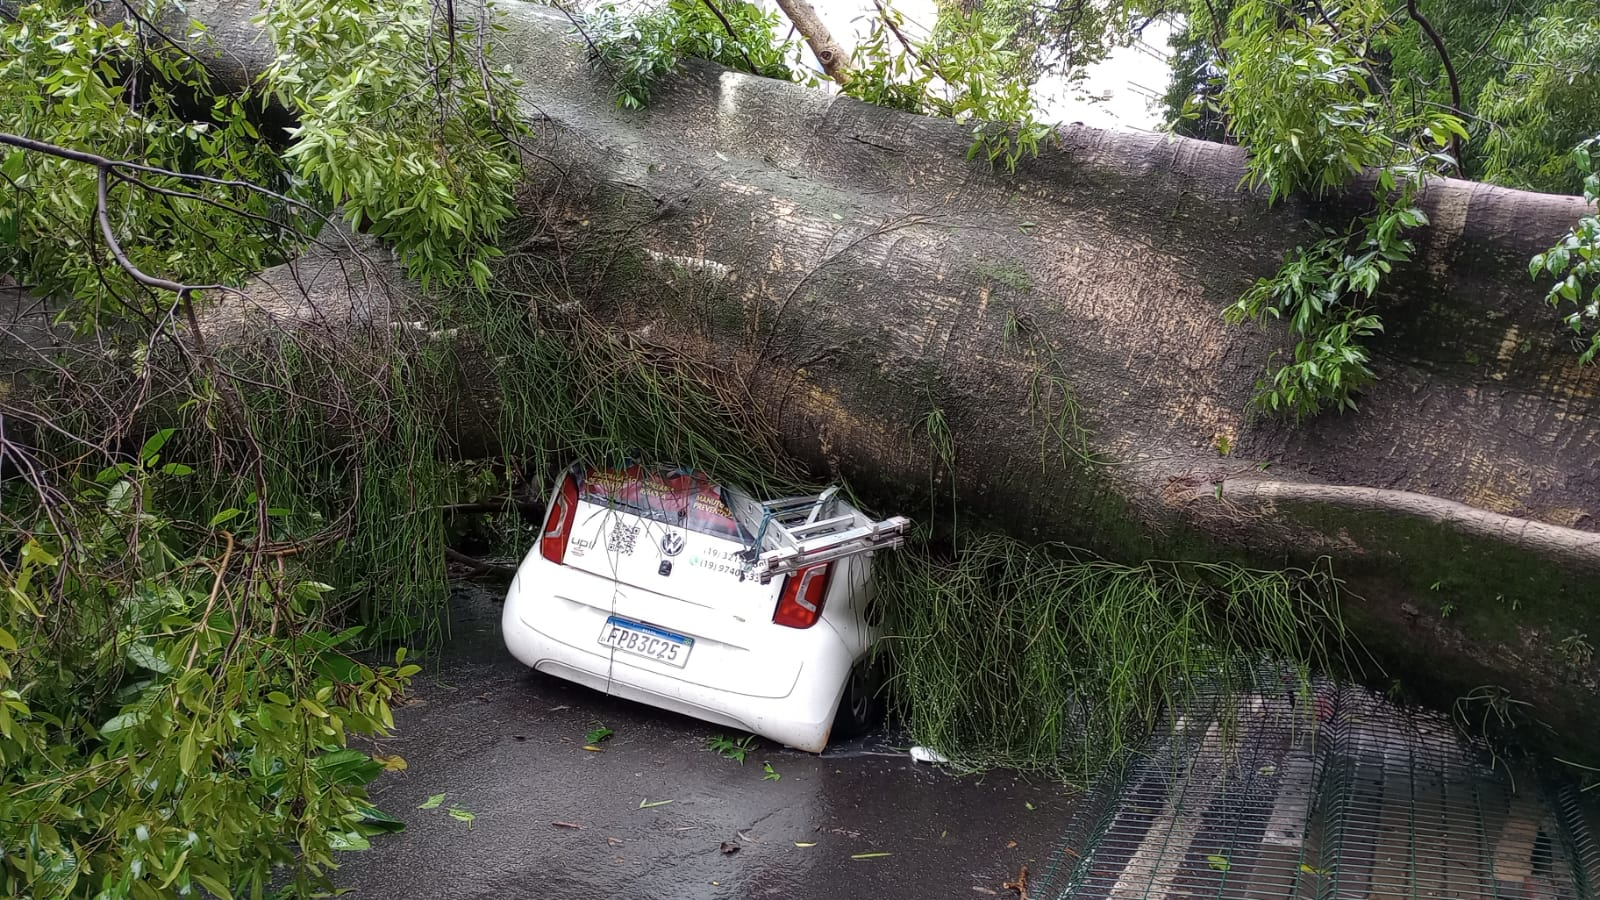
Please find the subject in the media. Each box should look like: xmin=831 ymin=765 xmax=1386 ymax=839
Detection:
xmin=126 ymin=642 xmax=172 ymax=674
xmin=0 ymin=626 xmax=17 ymax=652
xmin=356 ymin=805 xmax=407 ymax=833
xmin=448 ymin=807 xmax=476 ymax=827
xmin=315 ymin=749 xmax=385 ymax=786
xmin=418 ymin=794 xmax=446 ymax=810
xmin=100 ymin=709 xmax=148 ymax=735
xmin=159 ymin=462 xmax=194 ymax=477
xmin=852 ymin=852 xmax=892 ymax=859
xmin=180 ymin=730 xmax=200 ymax=774
xmin=1207 ymin=854 xmax=1231 ymax=872
xmin=1 ymin=151 xmax=25 ymax=181
xmin=139 ymin=428 xmax=175 ymax=463
xmin=208 ymin=508 xmax=243 ymax=528
xmin=638 ymin=798 xmax=674 ymax=809
xmin=328 ymin=831 xmax=372 ymax=851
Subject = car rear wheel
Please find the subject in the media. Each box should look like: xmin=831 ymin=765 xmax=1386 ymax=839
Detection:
xmin=831 ymin=659 xmax=885 ymax=741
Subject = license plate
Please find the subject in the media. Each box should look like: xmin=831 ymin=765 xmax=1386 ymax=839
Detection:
xmin=598 ymin=616 xmax=693 ymax=668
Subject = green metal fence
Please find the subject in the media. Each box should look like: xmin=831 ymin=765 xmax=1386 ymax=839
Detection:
xmin=1032 ymin=679 xmax=1599 ymax=899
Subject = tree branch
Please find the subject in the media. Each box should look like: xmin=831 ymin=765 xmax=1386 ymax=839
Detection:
xmin=1405 ymin=0 xmax=1464 ymax=170
xmin=444 ymin=546 xmax=518 ymax=578
xmin=697 ymin=0 xmax=759 ymax=73
xmin=870 ymin=0 xmax=928 ymax=68
xmin=771 ymin=0 xmax=851 ymax=84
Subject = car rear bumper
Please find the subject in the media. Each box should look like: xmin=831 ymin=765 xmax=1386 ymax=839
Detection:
xmin=502 ymin=561 xmax=858 ymax=753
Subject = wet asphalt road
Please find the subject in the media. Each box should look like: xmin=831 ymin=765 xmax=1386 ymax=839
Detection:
xmin=334 ymin=588 xmax=1080 ymax=899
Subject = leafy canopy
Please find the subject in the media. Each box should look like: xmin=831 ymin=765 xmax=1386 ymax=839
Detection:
xmin=1 ymin=0 xmax=524 ymax=895
xmin=583 ymin=0 xmax=1050 ymax=172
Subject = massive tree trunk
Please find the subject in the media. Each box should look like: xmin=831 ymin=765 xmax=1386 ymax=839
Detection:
xmin=25 ymin=1 xmax=1600 ymax=756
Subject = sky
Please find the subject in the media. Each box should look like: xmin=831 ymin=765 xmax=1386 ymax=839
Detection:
xmin=801 ymin=0 xmax=1174 ymax=131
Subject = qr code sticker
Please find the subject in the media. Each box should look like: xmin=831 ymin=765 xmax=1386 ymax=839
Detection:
xmin=607 ymin=523 xmax=640 ymax=556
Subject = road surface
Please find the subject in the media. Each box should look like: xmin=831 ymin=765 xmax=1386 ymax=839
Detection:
xmin=334 ymin=587 xmax=1079 ymax=899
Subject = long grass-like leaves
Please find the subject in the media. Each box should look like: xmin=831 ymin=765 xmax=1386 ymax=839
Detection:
xmin=874 ymin=534 xmax=1344 ymax=780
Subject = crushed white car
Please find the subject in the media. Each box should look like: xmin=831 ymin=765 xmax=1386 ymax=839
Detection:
xmin=502 ymin=463 xmax=909 ymax=752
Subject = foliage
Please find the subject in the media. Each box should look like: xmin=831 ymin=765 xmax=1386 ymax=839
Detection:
xmin=1160 ymin=0 xmax=1600 ymax=408
xmin=843 ymin=5 xmax=1051 ymax=172
xmin=945 ymin=0 xmax=1137 ymax=86
xmin=706 ymin=733 xmax=757 ymax=763
xmin=584 ymin=0 xmax=806 ymax=110
xmin=1530 ymin=134 xmax=1600 ymax=362
xmin=1160 ymin=0 xmax=1232 ymax=143
xmin=0 ymin=0 xmax=295 ymax=325
xmin=0 ymin=0 xmax=532 ymax=893
xmin=1207 ymin=0 xmax=1465 ymax=416
xmin=873 ymin=534 xmax=1344 ymax=777
xmin=259 ymin=0 xmax=526 ymax=291
xmin=1475 ymin=3 xmax=1600 ymax=194
xmin=584 ymin=0 xmax=1049 ymax=173
xmin=1224 ymin=178 xmax=1433 ymax=416
xmin=0 ymin=436 xmax=415 ymax=899
xmin=1161 ymin=0 xmax=1600 ymax=194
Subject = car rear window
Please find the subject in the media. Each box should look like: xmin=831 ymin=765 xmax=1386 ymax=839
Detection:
xmin=579 ymin=466 xmax=748 ymax=542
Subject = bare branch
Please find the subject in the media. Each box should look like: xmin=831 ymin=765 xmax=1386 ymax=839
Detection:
xmin=772 ymin=0 xmax=852 ymax=84
xmin=1405 ymin=0 xmax=1464 ymax=170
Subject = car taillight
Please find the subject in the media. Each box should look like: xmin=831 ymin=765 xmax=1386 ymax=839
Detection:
xmin=540 ymin=476 xmax=579 ymax=564
xmin=773 ymin=563 xmax=831 ymax=629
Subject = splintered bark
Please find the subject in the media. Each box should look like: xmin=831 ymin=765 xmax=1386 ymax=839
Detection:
xmin=21 ymin=1 xmax=1600 ymax=757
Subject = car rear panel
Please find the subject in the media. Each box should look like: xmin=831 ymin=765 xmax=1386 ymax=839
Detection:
xmin=564 ymin=501 xmax=780 ymax=612
xmin=544 ymin=469 xmax=801 ymax=698
xmin=513 ymin=559 xmax=804 ymax=699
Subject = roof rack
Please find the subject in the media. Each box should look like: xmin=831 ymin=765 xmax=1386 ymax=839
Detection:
xmin=729 ymin=487 xmax=911 ymax=584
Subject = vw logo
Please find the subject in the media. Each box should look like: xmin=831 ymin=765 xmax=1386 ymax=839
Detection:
xmin=660 ymin=532 xmax=686 ymax=557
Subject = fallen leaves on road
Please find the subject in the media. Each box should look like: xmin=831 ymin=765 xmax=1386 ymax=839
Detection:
xmin=582 ymin=745 xmax=605 ymax=752
xmin=417 ymin=794 xmax=445 ymax=810
xmin=1003 ymin=864 xmax=1029 ymax=899
xmin=639 ymin=798 xmax=674 ymax=809
xmin=851 ymin=852 xmax=891 ymax=860
xmin=1006 ymin=841 xmax=1018 ymax=849
xmin=552 ymin=822 xmax=583 ymax=830
xmin=373 ymin=754 xmax=407 ymax=772
xmin=719 ymin=842 xmax=740 ymax=855
xmin=448 ymin=807 xmax=476 ymax=829
xmin=793 ymin=842 xmax=816 ymax=848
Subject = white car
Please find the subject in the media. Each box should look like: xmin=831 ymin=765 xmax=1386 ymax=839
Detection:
xmin=502 ymin=463 xmax=908 ymax=752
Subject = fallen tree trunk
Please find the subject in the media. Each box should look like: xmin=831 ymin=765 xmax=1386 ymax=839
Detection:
xmin=24 ymin=1 xmax=1600 ymax=757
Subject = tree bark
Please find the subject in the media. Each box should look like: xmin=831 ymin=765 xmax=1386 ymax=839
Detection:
xmin=18 ymin=0 xmax=1600 ymax=759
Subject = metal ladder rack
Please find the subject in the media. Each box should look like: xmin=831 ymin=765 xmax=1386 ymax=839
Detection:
xmin=730 ymin=487 xmax=911 ymax=584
